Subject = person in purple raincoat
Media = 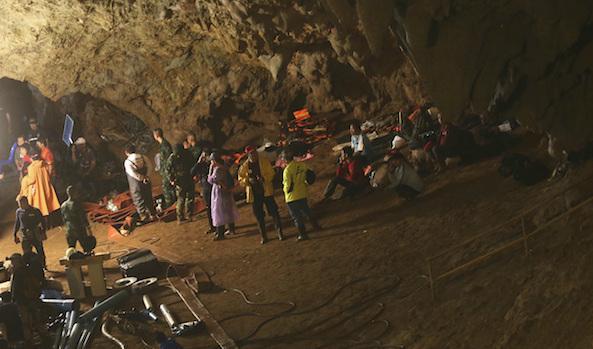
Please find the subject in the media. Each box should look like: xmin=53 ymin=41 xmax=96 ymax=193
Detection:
xmin=208 ymin=152 xmax=238 ymax=241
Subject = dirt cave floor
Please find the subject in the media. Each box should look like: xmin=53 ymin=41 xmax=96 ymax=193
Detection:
xmin=2 ymin=142 xmax=593 ymax=349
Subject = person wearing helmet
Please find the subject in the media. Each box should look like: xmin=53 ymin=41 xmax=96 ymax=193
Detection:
xmin=71 ymin=137 xmax=96 ymax=179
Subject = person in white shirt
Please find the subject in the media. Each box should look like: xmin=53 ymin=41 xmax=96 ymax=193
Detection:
xmin=350 ymin=120 xmax=373 ymax=161
xmin=385 ymin=152 xmax=423 ymax=200
xmin=124 ymin=144 xmax=155 ymax=222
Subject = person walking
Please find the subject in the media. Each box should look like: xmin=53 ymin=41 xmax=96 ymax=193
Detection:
xmin=153 ymin=128 xmax=175 ymax=208
xmin=124 ymin=144 xmax=155 ymax=222
xmin=238 ymin=146 xmax=284 ymax=244
xmin=207 ymin=152 xmax=238 ymax=241
xmin=166 ymin=144 xmax=195 ymax=224
xmin=13 ymin=197 xmax=47 ymax=268
xmin=61 ymin=186 xmax=95 ymax=253
xmin=282 ymin=150 xmax=320 ymax=241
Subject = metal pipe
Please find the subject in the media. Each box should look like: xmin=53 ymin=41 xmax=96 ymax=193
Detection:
xmin=78 ymin=289 xmax=131 ymax=322
xmin=142 ymin=295 xmax=153 ymax=310
xmin=58 ymin=312 xmax=71 ymax=349
xmin=65 ymin=323 xmax=83 ymax=349
xmin=52 ymin=320 xmax=64 ymax=349
xmin=159 ymin=304 xmax=177 ymax=328
xmin=101 ymin=320 xmax=125 ymax=349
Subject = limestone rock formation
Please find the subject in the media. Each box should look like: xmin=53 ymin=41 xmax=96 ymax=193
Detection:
xmin=0 ymin=0 xmax=424 ymax=147
xmin=0 ymin=0 xmax=591 ymax=149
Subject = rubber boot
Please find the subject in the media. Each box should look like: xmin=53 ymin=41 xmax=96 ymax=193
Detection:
xmin=213 ymin=227 xmax=225 ymax=241
xmin=296 ymin=226 xmax=309 ymax=241
xmin=258 ymin=221 xmax=269 ymax=244
xmin=273 ymin=214 xmax=284 ymax=241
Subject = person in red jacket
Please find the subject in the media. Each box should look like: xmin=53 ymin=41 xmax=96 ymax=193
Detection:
xmin=323 ymin=146 xmax=368 ymax=201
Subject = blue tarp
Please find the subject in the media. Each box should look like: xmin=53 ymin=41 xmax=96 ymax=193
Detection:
xmin=63 ymin=114 xmax=74 ymax=146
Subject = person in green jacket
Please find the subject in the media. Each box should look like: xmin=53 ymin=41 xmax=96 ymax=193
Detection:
xmin=153 ymin=128 xmax=175 ymax=208
xmin=282 ymin=150 xmax=320 ymax=241
xmin=60 ymin=186 xmax=95 ymax=253
xmin=166 ymin=144 xmax=195 ymax=224
xmin=186 ymin=131 xmax=202 ymax=162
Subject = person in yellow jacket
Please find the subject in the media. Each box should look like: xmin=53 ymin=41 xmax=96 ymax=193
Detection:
xmin=282 ymin=150 xmax=320 ymax=241
xmin=239 ymin=146 xmax=284 ymax=244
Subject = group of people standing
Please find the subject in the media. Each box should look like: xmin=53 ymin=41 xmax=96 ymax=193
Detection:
xmin=148 ymin=128 xmax=321 ymax=244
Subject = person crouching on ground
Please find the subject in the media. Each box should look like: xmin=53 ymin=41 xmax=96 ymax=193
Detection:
xmin=166 ymin=144 xmax=195 ymax=225
xmin=385 ymin=152 xmax=424 ymax=200
xmin=124 ymin=144 xmax=156 ymax=223
xmin=322 ymin=146 xmax=368 ymax=201
xmin=61 ymin=185 xmax=95 ymax=253
xmin=13 ymin=197 xmax=47 ymax=268
xmin=208 ymin=152 xmax=238 ymax=241
xmin=283 ymin=150 xmax=320 ymax=241
xmin=239 ymin=146 xmax=284 ymax=244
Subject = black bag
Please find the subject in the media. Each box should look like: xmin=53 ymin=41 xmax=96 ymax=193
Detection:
xmin=119 ymin=251 xmax=160 ymax=279
xmin=117 ymin=249 xmax=152 ymax=264
xmin=305 ymin=169 xmax=316 ymax=185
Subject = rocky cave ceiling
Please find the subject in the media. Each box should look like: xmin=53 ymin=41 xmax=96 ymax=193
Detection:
xmin=0 ymin=0 xmax=591 ymax=148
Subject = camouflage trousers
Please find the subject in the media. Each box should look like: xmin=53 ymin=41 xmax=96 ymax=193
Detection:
xmin=161 ymin=174 xmax=177 ymax=208
xmin=176 ymin=185 xmax=195 ymax=220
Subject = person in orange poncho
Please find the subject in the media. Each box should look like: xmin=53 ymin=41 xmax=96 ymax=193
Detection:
xmin=17 ymin=151 xmax=60 ymax=217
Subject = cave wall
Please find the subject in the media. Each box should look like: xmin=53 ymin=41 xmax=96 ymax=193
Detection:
xmin=0 ymin=0 xmax=425 ymax=149
xmin=403 ymin=0 xmax=593 ymax=148
xmin=1 ymin=0 xmax=590 ymax=149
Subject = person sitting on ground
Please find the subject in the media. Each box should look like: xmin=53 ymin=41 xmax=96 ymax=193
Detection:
xmin=238 ymin=146 xmax=284 ymax=244
xmin=208 ymin=152 xmax=239 ymax=241
xmin=350 ymin=120 xmax=373 ymax=161
xmin=385 ymin=152 xmax=424 ymax=200
xmin=409 ymin=104 xmax=440 ymax=150
xmin=323 ymin=146 xmax=368 ymax=201
xmin=124 ymin=144 xmax=156 ymax=223
xmin=153 ymin=128 xmax=175 ymax=208
xmin=17 ymin=150 xmax=60 ymax=218
xmin=36 ymin=138 xmax=55 ymax=177
xmin=191 ymin=150 xmax=215 ymax=234
xmin=283 ymin=150 xmax=320 ymax=241
xmin=166 ymin=144 xmax=195 ymax=224
xmin=13 ymin=197 xmax=47 ymax=268
xmin=61 ymin=186 xmax=95 ymax=253
xmin=431 ymin=112 xmax=479 ymax=170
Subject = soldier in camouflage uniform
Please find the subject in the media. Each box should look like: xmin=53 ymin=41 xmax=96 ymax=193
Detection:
xmin=166 ymin=143 xmax=195 ymax=224
xmin=60 ymin=186 xmax=95 ymax=253
xmin=153 ymin=128 xmax=176 ymax=208
xmin=186 ymin=131 xmax=202 ymax=162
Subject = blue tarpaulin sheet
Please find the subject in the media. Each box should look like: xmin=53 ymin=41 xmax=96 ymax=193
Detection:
xmin=63 ymin=114 xmax=74 ymax=146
